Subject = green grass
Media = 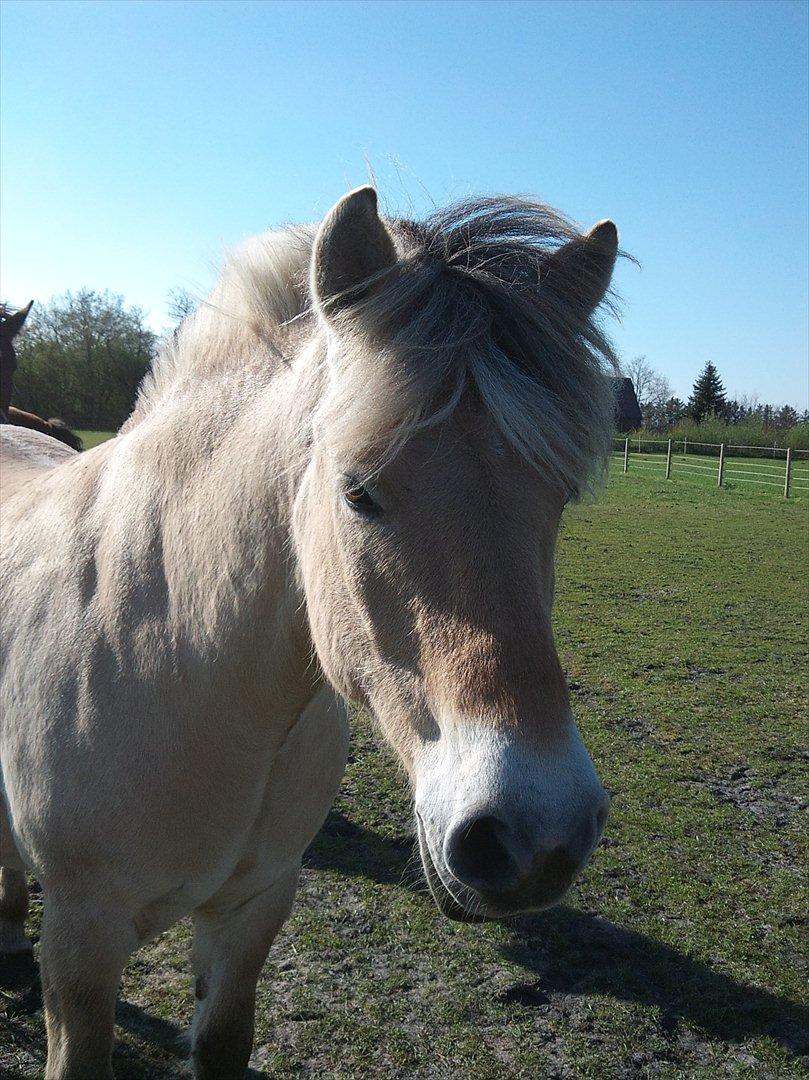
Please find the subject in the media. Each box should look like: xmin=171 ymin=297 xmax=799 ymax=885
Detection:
xmin=2 ymin=467 xmax=807 ymax=1078
xmin=612 ymin=447 xmax=809 ymax=496
xmin=75 ymin=429 xmax=116 ymax=449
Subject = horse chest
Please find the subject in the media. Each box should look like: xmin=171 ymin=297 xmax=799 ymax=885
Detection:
xmin=132 ymin=690 xmax=348 ymax=939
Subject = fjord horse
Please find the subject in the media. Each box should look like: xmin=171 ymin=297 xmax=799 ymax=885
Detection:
xmin=1 ymin=188 xmax=619 ymax=1078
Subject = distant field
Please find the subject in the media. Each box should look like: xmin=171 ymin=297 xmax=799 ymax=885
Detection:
xmin=2 ymin=462 xmax=807 ymax=1078
xmin=76 ymin=429 xmax=115 ymax=449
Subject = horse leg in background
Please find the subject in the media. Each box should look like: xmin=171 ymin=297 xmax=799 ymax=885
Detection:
xmin=0 ymin=804 xmax=32 ymax=955
xmin=39 ymin=894 xmax=136 ymax=1079
xmin=0 ymin=868 xmax=29 ymax=954
xmin=190 ymin=869 xmax=298 ymax=1080
xmin=0 ymin=868 xmax=30 ymax=954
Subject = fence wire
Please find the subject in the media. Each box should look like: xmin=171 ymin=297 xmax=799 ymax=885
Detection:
xmin=612 ymin=437 xmax=807 ymax=498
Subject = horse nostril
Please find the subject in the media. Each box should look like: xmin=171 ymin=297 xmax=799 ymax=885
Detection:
xmin=444 ymin=814 xmax=519 ymax=893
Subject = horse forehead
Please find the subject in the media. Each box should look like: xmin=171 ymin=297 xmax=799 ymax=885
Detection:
xmin=391 ymin=409 xmax=517 ymax=490
xmin=398 ymin=438 xmax=552 ymax=527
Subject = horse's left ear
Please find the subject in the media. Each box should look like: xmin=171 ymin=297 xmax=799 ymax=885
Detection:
xmin=544 ymin=221 xmax=618 ymax=320
xmin=1 ymin=300 xmax=34 ymax=337
xmin=311 ymin=187 xmax=398 ymax=320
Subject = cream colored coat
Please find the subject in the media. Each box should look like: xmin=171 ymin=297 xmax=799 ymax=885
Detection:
xmin=0 ymin=187 xmax=618 ymax=1079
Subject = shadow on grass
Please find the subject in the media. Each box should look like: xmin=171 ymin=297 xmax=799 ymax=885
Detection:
xmin=309 ymin=809 xmax=809 ymax=1059
xmin=0 ymin=950 xmax=266 ymax=1078
xmin=503 ymin=907 xmax=809 ymax=1057
xmin=305 ymin=808 xmax=422 ymax=887
xmin=3 ymin=812 xmax=805 ymax=1075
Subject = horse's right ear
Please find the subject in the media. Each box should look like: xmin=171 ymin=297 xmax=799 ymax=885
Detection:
xmin=543 ymin=222 xmax=618 ymax=320
xmin=1 ymin=300 xmax=34 ymax=337
xmin=311 ymin=187 xmax=397 ymax=320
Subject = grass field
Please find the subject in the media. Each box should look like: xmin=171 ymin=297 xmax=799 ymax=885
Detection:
xmin=612 ymin=446 xmax=809 ymax=498
xmin=2 ymin=460 xmax=807 ymax=1078
xmin=75 ymin=429 xmax=117 ymax=449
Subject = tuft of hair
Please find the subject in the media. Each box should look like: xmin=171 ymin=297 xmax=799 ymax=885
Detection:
xmin=127 ymin=226 xmax=316 ymax=426
xmin=47 ymin=419 xmax=83 ymax=452
xmin=128 ymin=197 xmax=621 ymax=498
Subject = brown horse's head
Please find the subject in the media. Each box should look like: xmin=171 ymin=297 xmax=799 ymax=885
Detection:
xmin=0 ymin=300 xmax=33 ymax=342
xmin=0 ymin=301 xmax=33 ymax=420
xmin=294 ymin=189 xmax=619 ymax=921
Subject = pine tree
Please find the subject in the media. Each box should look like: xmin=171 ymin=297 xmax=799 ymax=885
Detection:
xmin=687 ymin=362 xmax=727 ymax=422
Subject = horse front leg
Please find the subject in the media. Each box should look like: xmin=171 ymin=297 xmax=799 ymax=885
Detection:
xmin=39 ymin=895 xmax=136 ymax=1079
xmin=190 ymin=867 xmax=298 ymax=1080
xmin=191 ymin=687 xmax=348 ymax=1078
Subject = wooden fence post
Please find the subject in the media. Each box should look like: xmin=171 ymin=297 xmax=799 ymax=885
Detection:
xmin=784 ymin=448 xmax=792 ymax=498
xmin=718 ymin=443 xmax=725 ymax=487
xmin=683 ymin=436 xmax=688 ymax=456
xmin=665 ymin=439 xmax=672 ymax=479
xmin=623 ymin=437 xmax=629 ymax=474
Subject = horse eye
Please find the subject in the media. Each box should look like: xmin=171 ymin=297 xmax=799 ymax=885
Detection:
xmin=344 ymin=484 xmax=380 ymax=514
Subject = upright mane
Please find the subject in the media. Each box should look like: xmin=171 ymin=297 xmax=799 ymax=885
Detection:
xmin=129 ymin=196 xmax=620 ymax=496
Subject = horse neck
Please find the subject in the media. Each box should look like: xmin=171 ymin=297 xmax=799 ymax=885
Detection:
xmin=113 ymin=350 xmax=320 ymax=711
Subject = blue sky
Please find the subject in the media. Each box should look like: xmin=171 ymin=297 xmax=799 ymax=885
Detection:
xmin=2 ymin=0 xmax=807 ymax=406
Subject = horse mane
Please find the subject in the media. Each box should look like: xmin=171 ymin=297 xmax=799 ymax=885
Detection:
xmin=126 ymin=225 xmax=316 ymax=428
xmin=129 ymin=197 xmax=620 ymax=497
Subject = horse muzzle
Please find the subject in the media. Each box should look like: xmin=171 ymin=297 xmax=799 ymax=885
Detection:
xmin=416 ymin=793 xmax=608 ymax=922
xmin=413 ymin=722 xmax=609 ymax=922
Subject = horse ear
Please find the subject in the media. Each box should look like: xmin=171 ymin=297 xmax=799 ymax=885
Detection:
xmin=544 ymin=221 xmax=618 ymax=319
xmin=1 ymin=300 xmax=34 ymax=337
xmin=312 ymin=187 xmax=397 ymax=319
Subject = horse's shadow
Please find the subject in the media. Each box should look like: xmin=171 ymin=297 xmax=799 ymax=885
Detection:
xmin=304 ymin=806 xmax=421 ymax=885
xmin=309 ymin=809 xmax=809 ymax=1059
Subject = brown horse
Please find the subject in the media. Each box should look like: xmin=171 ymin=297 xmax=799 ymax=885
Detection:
xmin=6 ymin=406 xmax=83 ymax=451
xmin=0 ymin=303 xmax=83 ymax=451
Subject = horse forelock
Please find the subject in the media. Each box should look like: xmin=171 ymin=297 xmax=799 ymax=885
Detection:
xmin=318 ymin=198 xmax=621 ymax=497
xmin=129 ymin=197 xmax=620 ymax=497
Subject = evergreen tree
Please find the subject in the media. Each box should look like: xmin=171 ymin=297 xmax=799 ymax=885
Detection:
xmin=663 ymin=396 xmax=687 ymax=427
xmin=774 ymin=404 xmax=799 ymax=430
xmin=687 ymin=362 xmax=727 ymax=422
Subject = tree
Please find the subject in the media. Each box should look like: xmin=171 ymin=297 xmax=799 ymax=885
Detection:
xmin=167 ymin=287 xmax=197 ymax=326
xmin=622 ymin=356 xmax=671 ymax=430
xmin=623 ymin=355 xmax=671 ymax=411
xmin=662 ymin=396 xmax=687 ymax=427
xmin=687 ymin=362 xmax=726 ymax=422
xmin=774 ymin=404 xmax=799 ymax=430
xmin=13 ymin=290 xmax=155 ymax=430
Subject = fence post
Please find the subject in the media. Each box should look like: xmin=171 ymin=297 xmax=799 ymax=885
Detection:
xmin=665 ymin=439 xmax=672 ymax=479
xmin=683 ymin=436 xmax=687 ymax=456
xmin=623 ymin=437 xmax=629 ymax=473
xmin=784 ymin=448 xmax=792 ymax=499
xmin=717 ymin=443 xmax=725 ymax=487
